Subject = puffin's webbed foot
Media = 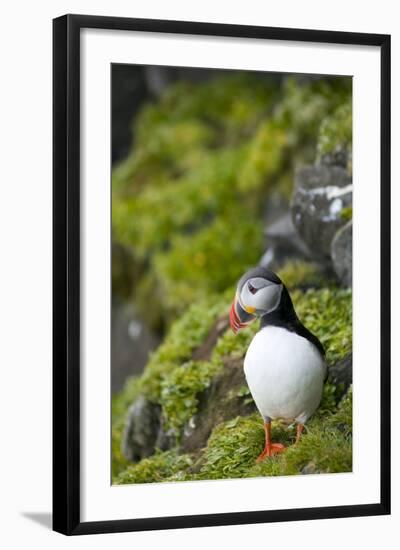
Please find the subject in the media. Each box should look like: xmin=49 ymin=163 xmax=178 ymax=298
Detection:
xmin=256 ymin=442 xmax=286 ymax=462
xmin=256 ymin=420 xmax=286 ymax=462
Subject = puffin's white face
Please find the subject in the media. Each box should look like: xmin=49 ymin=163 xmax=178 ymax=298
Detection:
xmin=230 ymin=269 xmax=284 ymax=333
xmin=238 ymin=277 xmax=283 ymax=316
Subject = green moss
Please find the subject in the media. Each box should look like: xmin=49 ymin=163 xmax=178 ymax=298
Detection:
xmin=238 ymin=120 xmax=287 ymax=192
xmin=138 ymin=298 xmax=223 ymax=402
xmin=317 ymin=99 xmax=352 ymax=158
xmin=212 ymin=319 xmax=258 ymax=364
xmin=160 ymin=360 xmax=220 ymax=434
xmin=193 ymin=413 xmax=280 ymax=479
xmin=234 ymin=384 xmax=254 ymax=405
xmin=114 ymin=147 xmax=247 ymax=258
xmin=112 ymin=376 xmax=141 ymax=422
xmin=115 ymin=450 xmax=193 ymax=484
xmin=277 ymin=260 xmax=330 ymax=290
xmin=292 ymin=288 xmax=352 ymax=365
xmin=274 ymin=77 xmax=351 ymax=150
xmin=112 ymin=74 xmax=276 ymax=197
xmin=318 ymin=382 xmax=339 ymax=416
xmin=341 ymin=206 xmax=353 ymax=221
xmin=328 ymin=385 xmax=353 ymax=437
xmin=280 ymin=428 xmax=352 ymax=475
xmin=153 ymin=214 xmax=264 ymax=318
xmin=154 ymin=295 xmax=258 ymax=434
xmin=282 ymin=388 xmax=352 ymax=474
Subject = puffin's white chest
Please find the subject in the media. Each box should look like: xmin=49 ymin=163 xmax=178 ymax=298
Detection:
xmin=244 ymin=326 xmax=326 ymax=423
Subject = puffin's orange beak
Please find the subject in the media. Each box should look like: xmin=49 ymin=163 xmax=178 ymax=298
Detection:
xmin=229 ymin=298 xmax=241 ymax=334
xmin=230 ymin=296 xmax=256 ymax=334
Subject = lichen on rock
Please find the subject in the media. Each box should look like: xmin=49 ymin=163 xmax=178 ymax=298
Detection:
xmin=291 ymin=163 xmax=352 ymax=262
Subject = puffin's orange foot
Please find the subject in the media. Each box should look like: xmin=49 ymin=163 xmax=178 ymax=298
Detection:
xmin=256 ymin=443 xmax=286 ymax=462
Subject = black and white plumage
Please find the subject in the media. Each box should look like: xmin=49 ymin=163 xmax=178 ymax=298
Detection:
xmin=230 ymin=266 xmax=326 ymax=460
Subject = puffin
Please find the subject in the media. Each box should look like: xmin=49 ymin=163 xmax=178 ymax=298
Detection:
xmin=229 ymin=266 xmax=326 ymax=462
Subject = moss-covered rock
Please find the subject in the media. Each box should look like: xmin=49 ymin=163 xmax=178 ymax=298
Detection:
xmin=179 ymin=356 xmax=257 ymax=455
xmin=115 ymin=450 xmax=193 ymax=484
xmin=277 ymin=260 xmax=333 ymax=290
xmin=115 ymin=386 xmax=352 ymax=484
xmin=138 ymin=298 xmax=225 ymax=402
xmin=122 ymin=396 xmax=161 ymax=462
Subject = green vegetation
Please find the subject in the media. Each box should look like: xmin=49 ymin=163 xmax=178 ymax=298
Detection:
xmin=115 ymin=450 xmax=193 ymax=484
xmin=293 ymin=287 xmax=352 ymax=365
xmin=138 ymin=298 xmax=225 ymax=402
xmin=160 ymin=360 xmax=220 ymax=433
xmin=317 ymin=98 xmax=352 ymax=158
xmin=277 ymin=260 xmax=331 ymax=290
xmin=340 ymin=206 xmax=353 ymax=222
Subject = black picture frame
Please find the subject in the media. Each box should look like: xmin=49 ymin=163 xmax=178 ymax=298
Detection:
xmin=53 ymin=14 xmax=391 ymax=536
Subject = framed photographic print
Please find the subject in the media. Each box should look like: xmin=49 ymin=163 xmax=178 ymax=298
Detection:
xmin=53 ymin=14 xmax=391 ymax=535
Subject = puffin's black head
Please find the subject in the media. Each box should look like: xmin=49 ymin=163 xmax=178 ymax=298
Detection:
xmin=230 ymin=267 xmax=284 ymax=333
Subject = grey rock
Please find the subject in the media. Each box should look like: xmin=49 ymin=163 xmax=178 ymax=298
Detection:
xmin=155 ymin=420 xmax=177 ymax=452
xmin=145 ymin=66 xmax=175 ymax=97
xmin=262 ymin=192 xmax=289 ymax=226
xmin=111 ymin=301 xmax=160 ymax=393
xmin=331 ymin=221 xmax=352 ymax=287
xmin=179 ymin=357 xmax=256 ymax=455
xmin=301 ymin=462 xmax=320 ymax=475
xmin=260 ymin=213 xmax=312 ymax=269
xmin=328 ymin=353 xmax=352 ymax=399
xmin=319 ymin=146 xmax=351 ymax=170
xmin=112 ymin=65 xmax=148 ymax=163
xmin=122 ymin=396 xmax=161 ymax=462
xmin=291 ymin=164 xmax=352 ymax=261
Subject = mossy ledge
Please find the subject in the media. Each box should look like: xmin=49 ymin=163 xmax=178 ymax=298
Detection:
xmin=113 ymin=262 xmax=352 ymax=484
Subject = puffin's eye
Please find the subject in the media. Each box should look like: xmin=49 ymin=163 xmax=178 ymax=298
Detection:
xmin=248 ymin=282 xmax=257 ymax=294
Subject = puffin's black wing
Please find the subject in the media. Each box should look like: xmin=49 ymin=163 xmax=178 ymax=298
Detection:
xmin=290 ymin=319 xmax=325 ymax=358
xmin=294 ymin=319 xmax=329 ymax=384
xmin=290 ymin=319 xmax=328 ymax=383
xmin=260 ymin=308 xmax=325 ymax=358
